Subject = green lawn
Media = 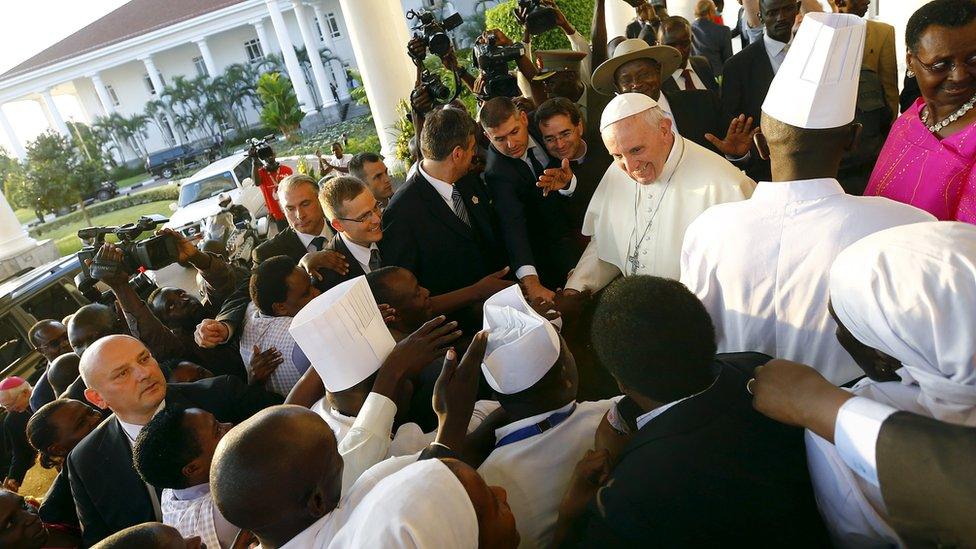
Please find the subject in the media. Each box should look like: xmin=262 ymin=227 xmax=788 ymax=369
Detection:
xmin=116 ymin=172 xmax=152 ymax=188
xmin=47 ymin=200 xmax=176 ymax=257
xmin=14 ymin=207 xmax=39 ymax=225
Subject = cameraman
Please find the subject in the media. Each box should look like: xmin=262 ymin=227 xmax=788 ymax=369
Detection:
xmin=249 ymin=142 xmax=292 ymax=231
xmin=477 ymin=28 xmax=547 ymax=106
xmin=91 ymin=229 xmax=248 ymax=379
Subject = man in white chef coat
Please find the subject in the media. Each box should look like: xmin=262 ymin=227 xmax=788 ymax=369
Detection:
xmin=562 ymin=92 xmax=755 ymax=295
xmin=476 ymin=285 xmax=619 ymax=548
xmin=679 ymin=12 xmax=935 ymax=385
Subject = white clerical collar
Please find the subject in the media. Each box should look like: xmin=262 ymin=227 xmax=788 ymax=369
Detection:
xmin=172 ymin=482 xmax=211 ymax=502
xmin=118 ymin=400 xmax=166 ymax=443
xmin=418 ymin=162 xmax=455 ymax=204
xmin=571 ymin=140 xmax=589 ymax=163
xmin=750 ymin=178 xmax=844 ymax=203
xmin=296 ymin=227 xmax=332 ymax=249
xmin=635 ymin=375 xmax=718 ymax=430
xmin=339 ymin=233 xmax=378 ymax=270
xmin=494 ymin=401 xmax=575 ymax=443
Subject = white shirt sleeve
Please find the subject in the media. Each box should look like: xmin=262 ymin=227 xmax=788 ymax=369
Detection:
xmin=565 ymin=238 xmax=621 ymax=292
xmin=566 ymin=31 xmax=592 ymax=85
xmin=337 ymin=392 xmax=397 ymax=492
xmin=834 ymin=396 xmax=899 ymax=488
xmin=558 ymin=174 xmax=578 ymax=196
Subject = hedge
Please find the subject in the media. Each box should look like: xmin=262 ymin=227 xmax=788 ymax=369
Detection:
xmin=30 ymin=185 xmax=180 ymax=238
xmin=485 ymin=0 xmax=596 ymax=52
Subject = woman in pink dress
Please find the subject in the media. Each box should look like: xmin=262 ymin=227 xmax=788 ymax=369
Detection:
xmin=864 ymin=0 xmax=976 ymax=222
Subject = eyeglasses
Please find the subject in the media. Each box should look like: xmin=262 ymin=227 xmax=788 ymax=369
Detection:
xmin=337 ymin=204 xmax=382 ymax=224
xmin=914 ymin=53 xmax=976 ymax=76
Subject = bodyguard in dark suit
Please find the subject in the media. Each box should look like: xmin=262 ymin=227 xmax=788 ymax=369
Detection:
xmin=692 ymin=8 xmax=734 ymax=77
xmin=480 ymin=97 xmax=590 ymax=300
xmin=67 ymin=335 xmax=280 ymax=546
xmin=381 ymin=108 xmax=507 ymax=298
xmin=720 ymin=0 xmax=798 ymax=181
xmin=554 ymin=277 xmax=828 ymax=547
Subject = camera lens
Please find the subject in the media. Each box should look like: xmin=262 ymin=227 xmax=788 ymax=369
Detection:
xmin=428 ymin=33 xmax=452 ymax=57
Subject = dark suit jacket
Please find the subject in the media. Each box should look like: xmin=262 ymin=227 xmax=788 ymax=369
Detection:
xmin=318 ymin=233 xmax=367 ymax=291
xmin=663 ymin=56 xmax=719 ymax=93
xmin=29 ymin=369 xmax=56 ymax=412
xmin=66 ymin=376 xmax=282 ymax=546
xmin=579 ymin=353 xmax=828 ymax=547
xmin=878 ymin=412 xmax=976 ymax=547
xmin=252 ymin=227 xmax=308 ymax=265
xmin=2 ymin=410 xmax=35 ymax=484
xmin=483 ymin=135 xmax=584 ymax=289
xmin=692 ymin=18 xmax=734 ymax=77
xmin=721 ymin=39 xmax=776 ymax=181
xmin=380 ymin=169 xmax=506 ymax=297
xmin=664 ymin=88 xmax=724 ymax=155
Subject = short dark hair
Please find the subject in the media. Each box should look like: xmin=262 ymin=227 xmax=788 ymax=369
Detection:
xmin=535 ymin=97 xmax=582 ymax=127
xmin=478 ymin=96 xmax=518 ymax=130
xmin=48 ymin=353 xmax=81 ymax=396
xmin=133 ymin=405 xmax=200 ymax=490
xmin=592 ymin=276 xmax=716 ymax=402
xmin=28 ymin=319 xmax=59 ymax=347
xmin=348 ymin=152 xmax=383 ymax=182
xmin=250 ymin=255 xmax=298 ymax=316
xmin=906 ymin=0 xmax=976 ymax=52
xmin=27 ymin=399 xmax=71 ymax=469
xmin=366 ymin=266 xmax=405 ymax=307
xmin=659 ymin=15 xmax=691 ymax=34
xmin=319 ymin=176 xmax=368 ymax=220
xmin=421 ymin=108 xmax=477 ymax=161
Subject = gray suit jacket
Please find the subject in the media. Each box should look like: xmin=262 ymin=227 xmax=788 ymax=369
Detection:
xmin=692 ymin=17 xmax=734 ymax=77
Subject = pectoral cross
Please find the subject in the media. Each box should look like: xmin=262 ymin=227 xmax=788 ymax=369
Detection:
xmin=628 ymin=252 xmax=642 ymax=274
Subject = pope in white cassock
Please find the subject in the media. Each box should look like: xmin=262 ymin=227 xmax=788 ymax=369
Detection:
xmin=564 ymin=93 xmax=755 ymax=293
xmin=679 ymin=12 xmax=935 ymax=385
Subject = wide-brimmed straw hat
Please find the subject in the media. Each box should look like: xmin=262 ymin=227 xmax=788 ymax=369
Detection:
xmin=591 ymin=38 xmax=682 ymax=96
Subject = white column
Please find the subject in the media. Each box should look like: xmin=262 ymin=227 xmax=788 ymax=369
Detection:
xmin=252 ymin=19 xmax=277 ymax=55
xmin=337 ymin=0 xmax=413 ymax=157
xmin=0 ymin=106 xmax=25 ymax=159
xmin=0 ymin=190 xmax=39 ymax=257
xmin=140 ymin=56 xmax=166 ymax=98
xmin=265 ymin=0 xmax=317 ymax=114
xmin=292 ymin=0 xmax=336 ymax=108
xmin=606 ymin=0 xmax=636 ymax=42
xmin=40 ymin=89 xmax=69 ymax=136
xmin=89 ymin=73 xmax=115 ymax=115
xmin=313 ymin=2 xmax=350 ymax=101
xmin=195 ymin=38 xmax=219 ymax=77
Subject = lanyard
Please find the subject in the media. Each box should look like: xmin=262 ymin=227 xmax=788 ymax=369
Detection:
xmin=495 ymin=404 xmax=577 ymax=448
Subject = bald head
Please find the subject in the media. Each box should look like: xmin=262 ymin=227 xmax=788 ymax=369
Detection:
xmin=80 ymin=335 xmax=167 ymax=423
xmin=48 ymin=353 xmax=81 ymax=397
xmin=69 ymin=303 xmax=123 ymax=356
xmin=92 ymin=522 xmax=201 ymax=549
xmin=211 ymin=405 xmax=343 ymax=547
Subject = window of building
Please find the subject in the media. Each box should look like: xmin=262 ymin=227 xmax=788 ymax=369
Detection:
xmin=143 ymin=74 xmax=156 ymax=95
xmin=326 ymin=13 xmax=341 ymax=38
xmin=315 ymin=18 xmax=325 ymax=42
xmin=160 ymin=114 xmax=176 ymax=142
xmin=245 ymin=38 xmax=264 ymax=63
xmin=106 ymin=85 xmax=121 ymax=106
xmin=193 ymin=56 xmax=209 ymax=78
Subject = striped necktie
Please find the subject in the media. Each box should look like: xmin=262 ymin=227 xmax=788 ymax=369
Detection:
xmin=451 ymin=187 xmax=471 ymax=227
xmin=368 ymin=247 xmax=382 ymax=271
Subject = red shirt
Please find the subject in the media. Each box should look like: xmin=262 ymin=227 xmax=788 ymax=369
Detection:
xmin=258 ymin=164 xmax=293 ymax=221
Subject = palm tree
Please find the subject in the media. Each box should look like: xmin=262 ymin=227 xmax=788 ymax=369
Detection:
xmin=144 ymin=99 xmax=178 ymax=147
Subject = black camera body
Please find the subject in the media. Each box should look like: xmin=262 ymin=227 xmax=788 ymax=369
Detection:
xmin=245 ymin=134 xmax=278 ymax=169
xmin=518 ymin=0 xmax=558 ymax=36
xmin=407 ymin=9 xmax=463 ymax=57
xmin=77 ymin=215 xmax=179 ymax=282
xmin=473 ymin=36 xmax=525 ymax=100
xmin=420 ymin=70 xmax=452 ymax=103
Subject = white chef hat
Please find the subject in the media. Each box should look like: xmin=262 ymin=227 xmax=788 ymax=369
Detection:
xmin=761 ymin=12 xmax=866 ymax=129
xmin=481 ymin=285 xmax=560 ymax=395
xmin=600 ymin=92 xmax=659 ymax=131
xmin=288 ymin=276 xmax=395 ymax=392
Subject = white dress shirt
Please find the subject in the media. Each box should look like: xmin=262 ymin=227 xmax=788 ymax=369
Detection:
xmin=634 ymin=375 xmax=718 ymax=429
xmin=162 ymin=483 xmax=238 ymax=549
xmin=118 ymin=401 xmax=166 ymax=521
xmin=296 ymin=226 xmax=335 ymax=252
xmin=670 ymin=59 xmax=708 ymax=91
xmin=479 ymin=398 xmax=619 ymax=549
xmin=338 ymin=233 xmax=379 ymax=273
xmin=418 ymin=162 xmax=462 ymax=215
xmin=763 ymin=34 xmax=789 ymax=74
xmin=566 ymin=136 xmax=754 ymax=293
xmin=680 ymin=178 xmax=935 ymax=384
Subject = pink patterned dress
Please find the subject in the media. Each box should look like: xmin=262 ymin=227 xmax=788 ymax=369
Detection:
xmin=865 ymin=98 xmax=976 ymax=222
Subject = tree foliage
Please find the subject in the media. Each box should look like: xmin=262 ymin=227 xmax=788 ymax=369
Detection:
xmin=485 ymin=0 xmax=595 ymax=51
xmin=20 ymin=131 xmax=108 ymax=223
xmin=256 ymin=72 xmax=306 ymax=140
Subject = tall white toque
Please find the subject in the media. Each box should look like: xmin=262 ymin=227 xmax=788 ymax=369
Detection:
xmin=761 ymin=12 xmax=866 ymax=130
xmin=289 ymin=276 xmax=395 ymax=392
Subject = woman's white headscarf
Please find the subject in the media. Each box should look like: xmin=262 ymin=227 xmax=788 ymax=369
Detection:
xmin=829 ymin=221 xmax=976 ymax=424
xmin=330 ymin=458 xmax=479 ymax=548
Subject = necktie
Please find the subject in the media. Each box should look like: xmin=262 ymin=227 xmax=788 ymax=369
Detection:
xmin=451 ymin=187 xmax=471 ymax=227
xmin=310 ymin=236 xmax=326 ymax=251
xmin=682 ymin=69 xmax=697 ymax=90
xmin=368 ymin=247 xmax=382 ymax=271
xmin=527 ymin=147 xmax=546 ymax=178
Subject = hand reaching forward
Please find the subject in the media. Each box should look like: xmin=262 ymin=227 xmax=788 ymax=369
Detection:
xmin=433 ymin=331 xmax=488 ymax=450
xmin=299 ymin=250 xmax=349 ymax=281
xmin=704 ymin=114 xmax=758 ymax=158
xmin=538 ymin=158 xmax=574 ymax=197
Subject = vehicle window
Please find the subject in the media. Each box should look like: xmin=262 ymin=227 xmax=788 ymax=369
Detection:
xmin=20 ymin=282 xmax=83 ymax=323
xmin=234 ymin=159 xmax=253 ymax=184
xmin=0 ymin=316 xmax=30 ymax=371
xmin=178 ymin=171 xmax=238 ymax=207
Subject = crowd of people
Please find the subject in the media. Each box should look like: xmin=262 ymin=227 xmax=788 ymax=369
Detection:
xmin=0 ymin=0 xmax=974 ymax=547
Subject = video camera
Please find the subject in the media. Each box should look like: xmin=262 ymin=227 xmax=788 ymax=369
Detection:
xmin=473 ymin=35 xmax=525 ymax=100
xmin=407 ymin=8 xmax=463 ymax=57
xmin=76 ymin=214 xmax=178 ymax=282
xmin=517 ymin=0 xmax=559 ymax=36
xmin=245 ymin=134 xmax=278 ymax=168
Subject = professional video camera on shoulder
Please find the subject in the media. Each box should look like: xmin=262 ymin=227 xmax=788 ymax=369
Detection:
xmin=473 ymin=34 xmax=525 ymax=100
xmin=246 ymin=134 xmax=278 ymax=168
xmin=77 ymin=214 xmax=179 ymax=282
xmin=517 ymin=0 xmax=559 ymax=36
xmin=407 ymin=8 xmax=463 ymax=57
